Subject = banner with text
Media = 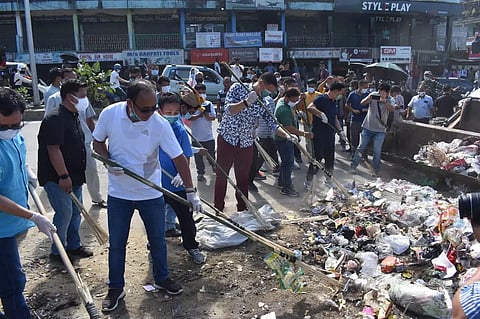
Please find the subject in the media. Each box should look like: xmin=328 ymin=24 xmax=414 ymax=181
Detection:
xmin=265 ymin=31 xmax=283 ymax=44
xmin=339 ymin=48 xmax=372 ymax=63
xmin=195 ymin=32 xmax=221 ymax=49
xmin=228 ymin=48 xmax=259 ymax=62
xmin=122 ymin=49 xmax=184 ymax=65
xmin=380 ymin=46 xmax=411 ymax=64
xmin=191 ymin=49 xmax=229 ymax=64
xmin=224 ymin=32 xmax=262 ymax=48
xmin=259 ymin=48 xmax=283 ymax=63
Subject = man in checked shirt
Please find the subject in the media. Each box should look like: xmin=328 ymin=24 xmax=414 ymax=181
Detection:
xmin=214 ymin=72 xmax=297 ymax=212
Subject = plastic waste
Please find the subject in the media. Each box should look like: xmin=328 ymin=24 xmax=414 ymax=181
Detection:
xmin=383 ymin=235 xmax=410 ymax=255
xmin=356 ymin=252 xmax=380 ymax=277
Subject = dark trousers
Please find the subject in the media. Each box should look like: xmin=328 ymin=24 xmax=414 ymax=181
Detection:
xmin=214 ymin=135 xmax=253 ymax=212
xmin=306 ymin=134 xmax=335 ymax=181
xmin=249 ymin=137 xmax=278 ymax=183
xmin=193 ymin=139 xmax=216 ymax=175
xmin=0 ymin=236 xmax=31 ymax=319
xmin=275 ymin=139 xmax=294 ymax=190
xmin=165 ymin=191 xmax=199 ymax=250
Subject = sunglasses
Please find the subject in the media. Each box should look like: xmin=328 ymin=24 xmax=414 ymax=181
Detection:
xmin=132 ymin=101 xmax=159 ymax=114
xmin=0 ymin=121 xmax=24 ymax=131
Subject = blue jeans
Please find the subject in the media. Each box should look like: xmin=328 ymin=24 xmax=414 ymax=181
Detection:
xmin=351 ymin=128 xmax=386 ymax=172
xmin=165 ymin=203 xmax=177 ymax=231
xmin=107 ymin=196 xmax=168 ymax=288
xmin=275 ymin=139 xmax=294 ymax=190
xmin=44 ymin=182 xmax=82 ymax=255
xmin=0 ymin=236 xmax=31 ymax=319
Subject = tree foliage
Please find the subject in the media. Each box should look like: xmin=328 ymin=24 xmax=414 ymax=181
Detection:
xmin=75 ymin=60 xmax=113 ymax=108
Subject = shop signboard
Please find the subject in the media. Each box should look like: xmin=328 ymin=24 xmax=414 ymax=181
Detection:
xmin=228 ymin=48 xmax=259 ymax=62
xmin=226 ymin=0 xmax=285 ymax=10
xmin=224 ymin=32 xmax=262 ymax=48
xmin=78 ymin=52 xmax=123 ymax=62
xmin=288 ymin=49 xmax=338 ymax=59
xmin=333 ymin=0 xmax=462 ymax=16
xmin=15 ymin=52 xmax=63 ymax=64
xmin=259 ymin=48 xmax=283 ymax=62
xmin=380 ymin=46 xmax=411 ymax=64
xmin=191 ymin=48 xmax=229 ymax=64
xmin=339 ymin=48 xmax=372 ymax=63
xmin=195 ymin=32 xmax=221 ymax=48
xmin=122 ymin=49 xmax=184 ymax=65
xmin=265 ymin=31 xmax=283 ymax=44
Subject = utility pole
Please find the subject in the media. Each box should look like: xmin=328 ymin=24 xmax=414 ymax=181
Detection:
xmin=24 ymin=0 xmax=40 ymax=107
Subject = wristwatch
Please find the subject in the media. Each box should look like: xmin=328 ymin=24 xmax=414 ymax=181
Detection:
xmin=185 ymin=187 xmax=197 ymax=193
xmin=59 ymin=174 xmax=70 ymax=180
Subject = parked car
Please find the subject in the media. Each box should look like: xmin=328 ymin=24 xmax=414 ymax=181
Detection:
xmin=436 ymin=77 xmax=474 ymax=100
xmin=161 ymin=64 xmax=223 ymax=101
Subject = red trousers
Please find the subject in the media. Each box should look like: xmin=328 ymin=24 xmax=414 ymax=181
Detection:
xmin=214 ymin=135 xmax=253 ymax=212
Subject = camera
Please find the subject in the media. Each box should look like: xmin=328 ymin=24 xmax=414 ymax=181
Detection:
xmin=458 ymin=193 xmax=480 ymax=224
xmin=371 ymin=93 xmax=381 ymax=101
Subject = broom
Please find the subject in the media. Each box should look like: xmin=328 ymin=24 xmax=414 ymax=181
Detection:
xmin=254 ymin=138 xmax=278 ymax=171
xmin=69 ymin=193 xmax=108 ymax=245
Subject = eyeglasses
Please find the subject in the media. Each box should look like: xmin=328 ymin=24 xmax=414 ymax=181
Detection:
xmin=133 ymin=101 xmax=159 ymax=114
xmin=0 ymin=121 xmax=24 ymax=131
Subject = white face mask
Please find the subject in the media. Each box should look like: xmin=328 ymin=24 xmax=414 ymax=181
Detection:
xmin=247 ymin=74 xmax=254 ymax=79
xmin=361 ymin=89 xmax=368 ymax=94
xmin=418 ymin=92 xmax=426 ymax=97
xmin=74 ymin=97 xmax=89 ymax=112
xmin=307 ymin=87 xmax=315 ymax=94
xmin=276 ymin=77 xmax=281 ymax=82
xmin=199 ymin=93 xmax=207 ymax=99
xmin=0 ymin=129 xmax=20 ymax=140
xmin=287 ymin=100 xmax=297 ymax=108
xmin=161 ymin=86 xmax=171 ymax=93
xmin=151 ymin=70 xmax=159 ymax=76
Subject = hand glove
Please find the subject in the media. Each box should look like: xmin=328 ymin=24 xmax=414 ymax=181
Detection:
xmin=30 ymin=212 xmax=57 ymax=241
xmin=339 ymin=131 xmax=348 ymax=142
xmin=277 ymin=86 xmax=285 ymax=96
xmin=26 ymin=164 xmax=38 ymax=188
xmin=186 ymin=191 xmax=202 ymax=213
xmin=286 ymin=134 xmax=299 ymax=144
xmin=106 ymin=165 xmax=124 ymax=176
xmin=245 ymin=91 xmax=258 ymax=106
xmin=319 ymin=112 xmax=328 ymax=123
xmin=171 ymin=173 xmax=184 ymax=188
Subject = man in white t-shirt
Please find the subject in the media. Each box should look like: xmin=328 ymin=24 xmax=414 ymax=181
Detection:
xmin=230 ymin=57 xmax=244 ymax=82
xmin=109 ymin=63 xmax=128 ymax=101
xmin=189 ymin=83 xmax=216 ymax=182
xmin=92 ymin=79 xmax=202 ymax=313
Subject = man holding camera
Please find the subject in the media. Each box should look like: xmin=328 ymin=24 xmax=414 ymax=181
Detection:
xmin=350 ymin=83 xmax=394 ymax=176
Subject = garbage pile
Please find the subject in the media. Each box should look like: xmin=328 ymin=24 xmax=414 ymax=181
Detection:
xmin=297 ymin=178 xmax=477 ymax=318
xmin=414 ymin=137 xmax=480 ymax=177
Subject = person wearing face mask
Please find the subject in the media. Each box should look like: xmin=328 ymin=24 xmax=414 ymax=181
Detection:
xmin=295 ymin=78 xmax=321 ymax=156
xmin=156 ymin=76 xmax=171 ymax=97
xmin=109 ymin=63 xmax=128 ymax=101
xmin=93 ymin=80 xmax=201 ymax=311
xmin=157 ymin=93 xmax=206 ymax=264
xmin=215 ymin=72 xmax=296 ymax=212
xmin=417 ymin=70 xmax=444 ymax=100
xmin=230 ymin=57 xmax=244 ymax=83
xmin=346 ymin=80 xmax=369 ymax=151
xmin=189 ymin=83 xmax=216 ymax=182
xmin=350 ymin=83 xmax=395 ymax=176
xmin=0 ymin=88 xmax=57 ymax=319
xmin=37 ymin=79 xmax=93 ymax=263
xmin=406 ymin=86 xmax=434 ymax=124
xmin=304 ymin=82 xmax=347 ymax=191
xmin=274 ymin=88 xmax=313 ymax=197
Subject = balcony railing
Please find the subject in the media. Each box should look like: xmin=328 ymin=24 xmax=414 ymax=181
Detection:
xmin=135 ymin=34 xmax=182 ymax=49
xmin=83 ymin=34 xmax=129 ymax=52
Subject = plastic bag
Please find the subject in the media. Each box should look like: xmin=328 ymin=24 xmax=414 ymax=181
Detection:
xmin=383 ymin=235 xmax=410 ymax=255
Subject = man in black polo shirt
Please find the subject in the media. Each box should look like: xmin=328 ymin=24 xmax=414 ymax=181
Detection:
xmin=434 ymin=85 xmax=457 ymax=118
xmin=37 ymin=79 xmax=93 ymax=261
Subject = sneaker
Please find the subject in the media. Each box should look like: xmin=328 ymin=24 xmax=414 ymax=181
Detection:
xmin=187 ymin=248 xmax=207 ymax=264
xmin=165 ymin=228 xmax=182 ymax=237
xmin=197 ymin=175 xmax=206 ymax=182
xmin=49 ymin=253 xmax=64 ymax=263
xmin=248 ymin=182 xmax=259 ymax=193
xmin=102 ymin=288 xmax=125 ymax=312
xmin=154 ymin=277 xmax=183 ymax=295
xmin=254 ymin=171 xmax=267 ymax=180
xmin=92 ymin=200 xmax=108 ymax=208
xmin=295 ymin=156 xmax=303 ymax=164
xmin=68 ymin=246 xmax=93 ymax=259
xmin=281 ymin=188 xmax=299 ymax=197
xmin=304 ymin=180 xmax=312 ymax=191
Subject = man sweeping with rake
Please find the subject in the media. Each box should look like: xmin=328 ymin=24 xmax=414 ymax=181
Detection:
xmin=93 ymin=80 xmax=202 ymax=312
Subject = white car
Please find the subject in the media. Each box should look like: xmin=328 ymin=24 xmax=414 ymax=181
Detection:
xmin=161 ymin=64 xmax=223 ymax=101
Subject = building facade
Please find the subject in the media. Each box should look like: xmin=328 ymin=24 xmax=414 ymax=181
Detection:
xmin=0 ymin=0 xmax=464 ymax=79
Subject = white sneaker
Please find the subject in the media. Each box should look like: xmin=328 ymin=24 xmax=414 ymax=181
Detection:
xmin=293 ymin=161 xmax=301 ymax=170
xmin=187 ymin=249 xmax=206 ymax=264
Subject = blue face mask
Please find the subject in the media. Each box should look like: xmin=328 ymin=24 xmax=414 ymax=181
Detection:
xmin=129 ymin=106 xmax=141 ymax=122
xmin=163 ymin=115 xmax=179 ymax=125
xmin=183 ymin=112 xmax=192 ymax=120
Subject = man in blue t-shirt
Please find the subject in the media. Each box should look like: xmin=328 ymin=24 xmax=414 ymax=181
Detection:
xmin=346 ymin=79 xmax=369 ymax=150
xmin=158 ymin=93 xmax=206 ymax=265
xmin=304 ymin=82 xmax=346 ymax=190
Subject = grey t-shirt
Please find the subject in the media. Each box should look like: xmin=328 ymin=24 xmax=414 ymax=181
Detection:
xmin=362 ymin=96 xmax=394 ymax=133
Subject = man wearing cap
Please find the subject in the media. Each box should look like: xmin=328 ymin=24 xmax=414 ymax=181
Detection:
xmin=230 ymin=58 xmax=244 ymax=83
xmin=214 ymin=72 xmax=297 ymax=212
xmin=417 ymin=71 xmax=444 ymax=100
xmin=110 ymin=63 xmax=128 ymax=101
xmin=406 ymin=86 xmax=434 ymax=124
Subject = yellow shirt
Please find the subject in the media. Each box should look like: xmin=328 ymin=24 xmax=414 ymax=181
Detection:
xmin=297 ymin=91 xmax=321 ymax=125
